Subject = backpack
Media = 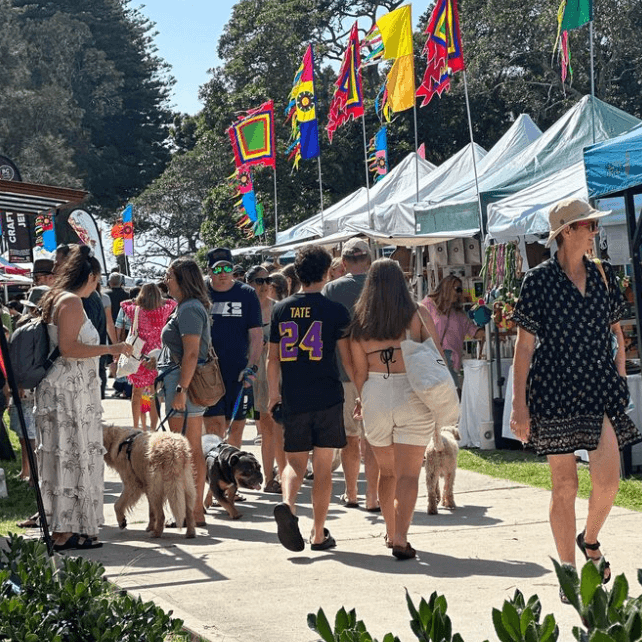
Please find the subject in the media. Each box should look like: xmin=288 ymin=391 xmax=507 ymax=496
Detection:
xmin=8 ymin=317 xmax=60 ymax=389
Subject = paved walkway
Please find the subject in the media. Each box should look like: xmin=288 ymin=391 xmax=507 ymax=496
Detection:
xmin=80 ymin=399 xmax=642 ymax=641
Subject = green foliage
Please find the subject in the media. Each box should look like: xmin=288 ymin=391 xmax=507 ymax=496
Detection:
xmin=0 ymin=534 xmax=189 ymax=642
xmin=554 ymin=560 xmax=642 ymax=642
xmin=491 ymin=590 xmax=558 ymax=642
xmin=308 ymin=604 xmax=400 ymax=642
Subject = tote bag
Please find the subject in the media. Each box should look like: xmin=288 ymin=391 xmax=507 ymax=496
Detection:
xmin=400 ymin=312 xmax=460 ymax=430
xmin=116 ymin=306 xmax=145 ymax=378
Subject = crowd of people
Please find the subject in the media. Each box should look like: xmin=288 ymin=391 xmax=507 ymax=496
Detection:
xmin=6 ymin=198 xmax=640 ymax=593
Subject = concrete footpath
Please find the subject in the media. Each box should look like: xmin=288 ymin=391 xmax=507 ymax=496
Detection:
xmin=82 ymin=399 xmax=642 ymax=641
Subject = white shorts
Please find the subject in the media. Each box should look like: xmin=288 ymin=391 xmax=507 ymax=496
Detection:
xmin=361 ymin=372 xmax=435 ymax=448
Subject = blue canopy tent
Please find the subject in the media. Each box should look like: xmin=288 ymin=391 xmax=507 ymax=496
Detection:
xmin=584 ymin=124 xmax=642 ymax=360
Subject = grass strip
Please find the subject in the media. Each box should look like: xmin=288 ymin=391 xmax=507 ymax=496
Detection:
xmin=458 ymin=448 xmax=642 ymax=512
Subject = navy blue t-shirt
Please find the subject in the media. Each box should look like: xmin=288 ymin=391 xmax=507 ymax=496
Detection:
xmin=270 ymin=292 xmax=350 ymax=415
xmin=207 ymin=280 xmax=262 ymax=378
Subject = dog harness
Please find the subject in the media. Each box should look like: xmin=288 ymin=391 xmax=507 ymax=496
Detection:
xmin=117 ymin=431 xmax=143 ymax=461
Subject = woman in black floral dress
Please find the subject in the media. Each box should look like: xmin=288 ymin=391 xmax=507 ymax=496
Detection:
xmin=510 ymin=198 xmax=640 ymax=594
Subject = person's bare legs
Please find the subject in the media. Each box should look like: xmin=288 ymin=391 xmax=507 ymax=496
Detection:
xmin=203 ymin=415 xmax=226 ymax=438
xmin=583 ymin=416 xmax=620 ymax=579
xmin=392 ymin=443 xmax=426 ymax=548
xmin=227 ymin=419 xmax=246 ymax=448
xmin=340 ymin=436 xmax=360 ymax=504
xmin=170 ymin=414 xmax=206 ymax=523
xmin=281 ymin=451 xmax=308 ymax=512
xmin=130 ymin=386 xmax=143 ymax=429
xmin=363 ymin=440 xmax=379 ymax=510
xmin=547 ymin=453 xmax=579 ymax=565
xmin=370 ymin=444 xmax=396 ymax=542
xmin=260 ymin=415 xmax=285 ymax=484
xmin=18 ymin=438 xmax=36 ymax=481
xmin=149 ymin=388 xmax=159 ymax=431
xmin=310 ymin=447 xmax=335 ymax=544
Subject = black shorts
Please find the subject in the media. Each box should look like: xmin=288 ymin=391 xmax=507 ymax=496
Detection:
xmin=204 ymin=373 xmax=247 ymax=420
xmin=283 ymin=402 xmax=346 ymax=452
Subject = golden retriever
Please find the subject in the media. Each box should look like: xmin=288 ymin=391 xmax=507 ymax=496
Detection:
xmin=103 ymin=424 xmax=196 ymax=538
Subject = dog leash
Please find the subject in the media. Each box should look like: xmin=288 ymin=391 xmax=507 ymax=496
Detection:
xmin=225 ymin=386 xmax=245 ymax=441
xmin=157 ymin=408 xmax=188 ymax=436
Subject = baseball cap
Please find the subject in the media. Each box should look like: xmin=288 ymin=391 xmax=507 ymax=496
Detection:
xmin=207 ymin=247 xmax=233 ymax=268
xmin=342 ymin=238 xmax=371 ymax=259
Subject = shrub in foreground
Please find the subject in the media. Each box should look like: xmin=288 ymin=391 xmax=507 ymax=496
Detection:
xmin=0 ymin=533 xmax=188 ymax=642
xmin=309 ymin=561 xmax=642 ymax=642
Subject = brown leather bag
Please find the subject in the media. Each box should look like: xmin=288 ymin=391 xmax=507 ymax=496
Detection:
xmin=186 ymin=346 xmax=225 ymax=408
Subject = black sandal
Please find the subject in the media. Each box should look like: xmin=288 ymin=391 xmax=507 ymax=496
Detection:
xmin=392 ymin=542 xmax=416 ymax=560
xmin=576 ymin=531 xmax=611 ymax=584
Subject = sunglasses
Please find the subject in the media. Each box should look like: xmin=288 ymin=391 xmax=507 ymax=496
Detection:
xmin=212 ymin=265 xmax=234 ymax=274
xmin=250 ymin=277 xmax=272 ymax=286
xmin=454 ymin=287 xmax=463 ymax=293
xmin=575 ymin=220 xmax=599 ymax=232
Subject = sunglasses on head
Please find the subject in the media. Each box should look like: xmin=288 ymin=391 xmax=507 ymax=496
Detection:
xmin=212 ymin=265 xmax=234 ymax=274
xmin=575 ymin=220 xmax=599 ymax=232
xmin=251 ymin=276 xmax=272 ymax=286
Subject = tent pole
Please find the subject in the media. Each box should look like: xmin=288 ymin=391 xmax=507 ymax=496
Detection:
xmin=272 ymin=166 xmax=279 ymax=240
xmin=361 ymin=114 xmax=373 ymax=230
xmin=625 ymin=190 xmax=642 ymax=361
xmin=317 ymin=156 xmax=325 ymax=234
xmin=463 ymin=71 xmax=484 ymax=237
xmin=589 ymin=21 xmax=596 ymax=144
xmin=413 ymin=104 xmax=420 ymax=203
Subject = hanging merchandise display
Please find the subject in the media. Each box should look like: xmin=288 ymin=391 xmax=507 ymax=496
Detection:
xmin=479 ymin=242 xmax=523 ymax=330
xmin=34 ymin=212 xmax=56 ymax=252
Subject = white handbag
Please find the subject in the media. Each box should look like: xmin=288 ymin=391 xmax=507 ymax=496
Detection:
xmin=400 ymin=312 xmax=460 ymax=430
xmin=116 ymin=306 xmax=145 ymax=378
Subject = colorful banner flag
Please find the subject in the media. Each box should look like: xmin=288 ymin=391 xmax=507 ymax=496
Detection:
xmin=327 ymin=22 xmax=364 ymax=142
xmin=560 ymin=0 xmax=592 ymax=30
xmin=121 ymin=203 xmax=134 ymax=256
xmin=286 ymin=44 xmax=320 ymax=168
xmin=416 ymin=0 xmax=465 ymax=107
xmin=228 ymin=101 xmax=276 ymax=169
xmin=34 ymin=211 xmax=57 ymax=252
xmin=368 ymin=127 xmax=388 ymax=183
xmin=417 ymin=143 xmax=426 ymax=159
xmin=68 ymin=209 xmax=107 ymax=273
xmin=2 ymin=212 xmax=33 ymax=263
xmin=230 ymin=166 xmax=265 ymax=238
xmin=362 ymin=5 xmax=415 ymax=114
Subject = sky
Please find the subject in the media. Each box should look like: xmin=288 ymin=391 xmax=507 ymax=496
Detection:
xmin=140 ymin=0 xmax=433 ymax=116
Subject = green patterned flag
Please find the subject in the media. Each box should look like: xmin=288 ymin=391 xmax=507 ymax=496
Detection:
xmin=561 ymin=0 xmax=592 ymax=30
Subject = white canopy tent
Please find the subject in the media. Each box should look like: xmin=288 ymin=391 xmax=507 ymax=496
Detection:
xmin=274 ymin=152 xmax=437 ymax=247
xmin=376 ymin=114 xmax=542 ymax=235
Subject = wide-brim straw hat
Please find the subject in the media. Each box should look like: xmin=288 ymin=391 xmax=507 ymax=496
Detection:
xmin=545 ymin=198 xmax=611 ymax=248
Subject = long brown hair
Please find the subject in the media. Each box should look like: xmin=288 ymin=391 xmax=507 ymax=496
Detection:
xmin=169 ymin=258 xmax=210 ymax=310
xmin=429 ymin=275 xmax=462 ymax=315
xmin=41 ymin=245 xmax=101 ymax=323
xmin=349 ymin=258 xmax=416 ymax=341
xmin=136 ymin=282 xmax=163 ymax=311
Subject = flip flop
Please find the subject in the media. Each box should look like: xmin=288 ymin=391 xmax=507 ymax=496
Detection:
xmin=310 ymin=528 xmax=336 ymax=551
xmin=365 ymin=506 xmax=381 ymax=513
xmin=273 ymin=503 xmax=305 ymax=552
xmin=53 ymin=534 xmax=103 ymax=551
xmin=17 ymin=515 xmax=40 ymax=528
xmin=339 ymin=494 xmax=359 ymax=509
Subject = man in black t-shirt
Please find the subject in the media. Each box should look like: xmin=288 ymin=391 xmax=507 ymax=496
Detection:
xmin=204 ymin=247 xmax=263 ymax=448
xmin=268 ymin=246 xmax=352 ymax=552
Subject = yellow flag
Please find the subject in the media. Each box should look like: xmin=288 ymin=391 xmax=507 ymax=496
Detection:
xmin=377 ymin=5 xmax=413 ymax=59
xmin=386 ymin=55 xmax=415 ymax=112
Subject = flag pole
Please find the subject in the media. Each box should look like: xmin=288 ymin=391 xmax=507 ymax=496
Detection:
xmin=462 ymin=71 xmax=484 ymax=237
xmin=361 ymin=114 xmax=373 ymax=229
xmin=589 ymin=20 xmax=596 ymax=144
xmin=272 ymin=166 xmax=279 ymax=239
xmin=413 ymin=104 xmax=420 ymax=203
xmin=317 ymin=156 xmax=325 ymax=233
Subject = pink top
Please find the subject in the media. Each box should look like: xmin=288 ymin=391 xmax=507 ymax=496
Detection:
xmin=421 ymin=297 xmax=479 ymax=372
xmin=121 ymin=299 xmax=177 ymax=387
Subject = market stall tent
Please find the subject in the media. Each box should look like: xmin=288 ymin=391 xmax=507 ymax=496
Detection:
xmin=274 ymin=152 xmax=436 ymax=247
xmin=416 ymin=96 xmax=641 ymax=235
xmin=378 ymin=114 xmax=541 ymax=236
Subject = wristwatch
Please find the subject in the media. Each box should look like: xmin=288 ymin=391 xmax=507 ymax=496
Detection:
xmin=175 ymin=385 xmax=184 ymax=393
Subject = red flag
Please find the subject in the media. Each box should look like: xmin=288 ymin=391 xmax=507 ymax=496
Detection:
xmin=327 ymin=22 xmax=364 ymax=142
xmin=416 ymin=0 xmax=465 ymax=107
xmin=417 ymin=143 xmax=426 ymax=159
xmin=228 ymin=101 xmax=276 ymax=169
